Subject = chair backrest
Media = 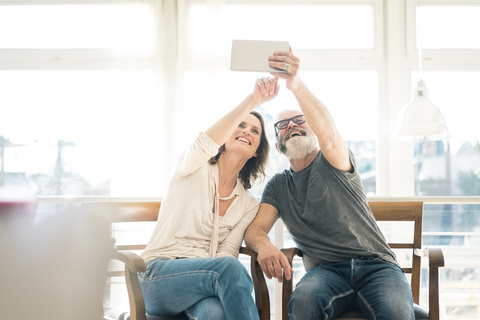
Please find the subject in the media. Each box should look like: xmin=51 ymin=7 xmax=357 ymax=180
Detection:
xmin=82 ymin=201 xmax=161 ymax=271
xmin=82 ymin=201 xmax=161 ymax=222
xmin=368 ymin=201 xmax=423 ymax=304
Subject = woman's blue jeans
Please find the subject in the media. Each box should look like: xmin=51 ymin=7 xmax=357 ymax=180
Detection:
xmin=289 ymin=259 xmax=415 ymax=320
xmin=138 ymin=256 xmax=259 ymax=320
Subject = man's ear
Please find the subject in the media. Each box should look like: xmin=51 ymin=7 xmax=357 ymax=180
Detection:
xmin=275 ymin=142 xmax=281 ymax=154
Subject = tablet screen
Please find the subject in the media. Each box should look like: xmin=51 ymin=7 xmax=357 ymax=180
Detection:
xmin=230 ymin=39 xmax=289 ymax=73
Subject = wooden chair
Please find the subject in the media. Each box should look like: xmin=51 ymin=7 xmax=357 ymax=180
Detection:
xmin=280 ymin=201 xmax=445 ymax=320
xmin=81 ymin=201 xmax=270 ymax=320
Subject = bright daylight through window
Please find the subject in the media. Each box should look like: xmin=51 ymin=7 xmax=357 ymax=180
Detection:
xmin=0 ymin=4 xmax=161 ymax=196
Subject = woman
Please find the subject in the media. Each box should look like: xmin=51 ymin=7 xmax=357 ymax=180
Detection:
xmin=139 ymin=77 xmax=280 ymax=320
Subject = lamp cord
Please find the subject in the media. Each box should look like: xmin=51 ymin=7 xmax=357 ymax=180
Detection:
xmin=418 ymin=0 xmax=423 ymax=78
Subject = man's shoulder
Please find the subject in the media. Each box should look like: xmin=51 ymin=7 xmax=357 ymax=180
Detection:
xmin=261 ymin=170 xmax=289 ymax=199
xmin=268 ymin=169 xmax=290 ymax=183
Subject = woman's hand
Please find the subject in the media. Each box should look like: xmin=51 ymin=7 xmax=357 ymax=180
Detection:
xmin=251 ymin=77 xmax=280 ymax=104
xmin=205 ymin=77 xmax=277 ymax=147
xmin=269 ymin=46 xmax=301 ymax=91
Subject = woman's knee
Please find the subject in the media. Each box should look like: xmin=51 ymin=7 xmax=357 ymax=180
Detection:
xmin=216 ymin=257 xmax=252 ymax=290
xmin=217 ymin=257 xmax=249 ymax=277
xmin=186 ymin=297 xmax=226 ymax=320
xmin=216 ymin=256 xmax=243 ymax=269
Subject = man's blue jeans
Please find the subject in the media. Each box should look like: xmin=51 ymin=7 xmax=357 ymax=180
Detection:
xmin=138 ymin=256 xmax=259 ymax=320
xmin=289 ymin=259 xmax=415 ymax=320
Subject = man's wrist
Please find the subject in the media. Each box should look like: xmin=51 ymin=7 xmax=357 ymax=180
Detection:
xmin=257 ymin=239 xmax=275 ymax=253
xmin=288 ymin=78 xmax=305 ymax=94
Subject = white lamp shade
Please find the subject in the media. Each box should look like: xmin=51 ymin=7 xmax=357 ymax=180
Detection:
xmin=394 ymin=80 xmax=450 ymax=141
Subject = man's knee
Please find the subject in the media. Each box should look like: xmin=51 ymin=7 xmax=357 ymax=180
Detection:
xmin=289 ymin=276 xmax=356 ymax=320
xmin=376 ymin=289 xmax=414 ymax=320
xmin=291 ymin=279 xmax=319 ymax=302
xmin=289 ymin=281 xmax=325 ymax=319
xmin=357 ymin=277 xmax=415 ymax=320
xmin=358 ymin=295 xmax=414 ymax=320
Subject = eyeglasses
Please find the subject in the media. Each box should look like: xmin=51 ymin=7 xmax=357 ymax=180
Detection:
xmin=274 ymin=115 xmax=306 ymax=135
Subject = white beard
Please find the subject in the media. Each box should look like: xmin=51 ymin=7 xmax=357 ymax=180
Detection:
xmin=279 ymin=129 xmax=318 ymax=160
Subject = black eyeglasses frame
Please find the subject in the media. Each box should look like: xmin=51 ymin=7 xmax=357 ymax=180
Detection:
xmin=273 ymin=115 xmax=306 ymax=136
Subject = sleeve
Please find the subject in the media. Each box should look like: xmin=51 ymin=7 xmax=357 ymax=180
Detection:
xmin=321 ymin=149 xmax=365 ymax=195
xmin=320 ymin=149 xmax=359 ymax=178
xmin=216 ymin=200 xmax=259 ymax=258
xmin=344 ymin=150 xmax=365 ymax=192
xmin=174 ymin=132 xmax=220 ymax=177
xmin=345 ymin=149 xmax=359 ymax=179
xmin=260 ymin=175 xmax=279 ymax=210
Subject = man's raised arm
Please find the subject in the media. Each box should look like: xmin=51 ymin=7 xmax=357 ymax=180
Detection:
xmin=269 ymin=47 xmax=352 ymax=172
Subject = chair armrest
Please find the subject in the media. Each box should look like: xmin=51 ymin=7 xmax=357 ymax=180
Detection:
xmin=110 ymin=247 xmax=272 ymax=320
xmin=111 ymin=249 xmax=146 ymax=320
xmin=425 ymin=247 xmax=445 ymax=268
xmin=280 ymin=247 xmax=302 ymax=320
xmin=112 ymin=249 xmax=146 ymax=273
xmin=239 ymin=246 xmax=270 ymax=320
xmin=240 ymin=246 xmax=257 ymax=258
xmin=413 ymin=247 xmax=444 ymax=320
xmin=281 ymin=247 xmax=302 ymax=262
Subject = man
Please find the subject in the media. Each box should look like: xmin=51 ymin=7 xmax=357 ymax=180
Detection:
xmin=244 ymin=48 xmax=415 ymax=320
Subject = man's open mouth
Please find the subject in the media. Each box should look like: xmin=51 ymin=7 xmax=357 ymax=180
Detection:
xmin=287 ymin=130 xmax=305 ymax=140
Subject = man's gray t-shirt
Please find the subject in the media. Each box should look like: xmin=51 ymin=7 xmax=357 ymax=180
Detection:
xmin=261 ymin=150 xmax=397 ymax=271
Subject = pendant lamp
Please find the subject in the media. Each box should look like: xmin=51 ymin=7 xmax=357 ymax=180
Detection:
xmin=394 ymin=1 xmax=450 ymax=141
xmin=393 ymin=79 xmax=450 ymax=141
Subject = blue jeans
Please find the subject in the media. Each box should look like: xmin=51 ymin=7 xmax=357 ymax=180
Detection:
xmin=289 ymin=259 xmax=415 ymax=320
xmin=138 ymin=256 xmax=259 ymax=320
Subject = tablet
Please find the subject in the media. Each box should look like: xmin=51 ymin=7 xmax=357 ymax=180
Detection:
xmin=230 ymin=39 xmax=289 ymax=73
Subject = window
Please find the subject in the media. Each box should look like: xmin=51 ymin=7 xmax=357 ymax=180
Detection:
xmin=0 ymin=3 xmax=162 ymax=196
xmin=411 ymin=71 xmax=480 ymax=198
xmin=417 ymin=5 xmax=480 ymax=49
xmin=408 ymin=2 xmax=480 ymax=318
xmin=0 ymin=4 xmax=153 ymax=54
xmin=218 ymin=4 xmax=374 ymax=50
xmin=0 ymin=70 xmax=162 ymax=196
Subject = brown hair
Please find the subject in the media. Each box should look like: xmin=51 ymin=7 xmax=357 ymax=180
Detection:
xmin=208 ymin=110 xmax=269 ymax=189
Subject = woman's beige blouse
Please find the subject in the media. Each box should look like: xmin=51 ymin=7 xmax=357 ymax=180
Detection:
xmin=141 ymin=132 xmax=259 ymax=263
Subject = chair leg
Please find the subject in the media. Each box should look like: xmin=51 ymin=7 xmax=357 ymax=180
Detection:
xmin=125 ymin=267 xmax=147 ymax=320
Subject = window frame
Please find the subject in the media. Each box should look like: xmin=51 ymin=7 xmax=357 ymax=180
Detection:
xmin=0 ymin=0 xmax=159 ymax=71
xmin=406 ymin=0 xmax=480 ymax=70
xmin=226 ymin=0 xmax=384 ymax=62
